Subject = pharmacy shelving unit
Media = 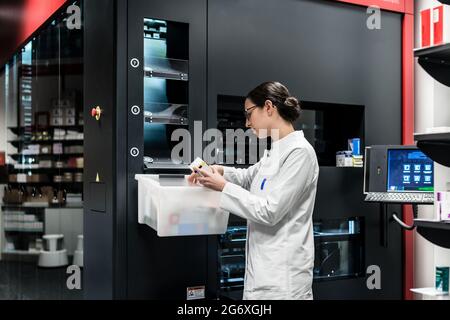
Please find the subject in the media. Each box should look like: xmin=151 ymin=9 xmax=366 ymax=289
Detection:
xmin=413 ymin=40 xmax=450 ymax=248
xmin=413 ymin=132 xmax=450 ymax=249
xmin=2 ymin=124 xmax=84 ymax=260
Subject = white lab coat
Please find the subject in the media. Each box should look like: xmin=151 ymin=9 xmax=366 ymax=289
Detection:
xmin=219 ymin=130 xmax=319 ymax=300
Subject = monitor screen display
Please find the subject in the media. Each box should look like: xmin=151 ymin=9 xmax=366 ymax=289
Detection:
xmin=387 ymin=149 xmax=434 ymax=192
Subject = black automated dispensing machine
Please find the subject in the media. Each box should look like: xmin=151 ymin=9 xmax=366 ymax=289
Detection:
xmin=84 ymin=0 xmax=407 ymax=299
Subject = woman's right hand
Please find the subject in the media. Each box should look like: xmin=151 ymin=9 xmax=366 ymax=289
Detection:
xmin=187 ymin=164 xmax=224 ymax=184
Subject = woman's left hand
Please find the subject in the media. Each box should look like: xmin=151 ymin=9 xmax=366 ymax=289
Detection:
xmin=195 ymin=166 xmax=228 ymax=192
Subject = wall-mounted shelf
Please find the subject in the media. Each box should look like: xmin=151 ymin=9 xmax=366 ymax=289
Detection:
xmin=410 ymin=287 xmax=450 ymax=299
xmin=8 ymin=139 xmax=83 ymax=147
xmin=313 ymin=232 xmax=361 ymax=242
xmin=414 ymin=43 xmax=450 ymax=87
xmin=414 ymin=132 xmax=450 ymax=167
xmin=143 ymin=57 xmax=188 ymax=81
xmin=414 ymin=219 xmax=450 ymax=249
xmin=2 ymin=204 xmax=83 ymax=211
xmin=10 ymin=167 xmax=83 ymax=172
xmin=2 ymin=250 xmax=40 ymax=256
xmin=5 ymin=181 xmax=83 ymax=186
xmin=7 ymin=125 xmax=83 ymax=135
xmin=9 ymin=153 xmax=84 ymax=160
xmin=143 ymin=103 xmax=188 ymax=125
xmin=4 ymin=229 xmax=44 ymax=233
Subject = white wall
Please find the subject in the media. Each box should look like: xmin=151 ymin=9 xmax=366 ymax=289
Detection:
xmin=414 ymin=0 xmax=450 ymax=298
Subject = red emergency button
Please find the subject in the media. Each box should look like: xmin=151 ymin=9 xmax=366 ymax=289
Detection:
xmin=91 ymin=106 xmax=102 ymax=121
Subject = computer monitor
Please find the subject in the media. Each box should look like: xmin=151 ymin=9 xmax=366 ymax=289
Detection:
xmin=386 ymin=148 xmax=434 ymax=193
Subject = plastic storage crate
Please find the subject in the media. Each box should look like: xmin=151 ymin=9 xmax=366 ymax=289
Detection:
xmin=135 ymin=174 xmax=229 ymax=236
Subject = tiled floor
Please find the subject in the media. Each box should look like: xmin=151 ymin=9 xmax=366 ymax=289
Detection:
xmin=0 ymin=260 xmax=83 ymax=300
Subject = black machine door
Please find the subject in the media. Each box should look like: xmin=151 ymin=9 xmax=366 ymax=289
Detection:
xmin=126 ymin=0 xmax=208 ymax=299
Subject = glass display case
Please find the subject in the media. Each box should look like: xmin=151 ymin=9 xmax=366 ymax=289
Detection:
xmin=295 ymin=101 xmax=365 ymax=166
xmin=219 ymin=224 xmax=247 ymax=292
xmin=218 ymin=216 xmax=365 ymax=298
xmin=143 ymin=18 xmax=189 ymax=165
xmin=0 ymin=0 xmax=84 ymax=299
xmin=313 ymin=217 xmax=364 ymax=280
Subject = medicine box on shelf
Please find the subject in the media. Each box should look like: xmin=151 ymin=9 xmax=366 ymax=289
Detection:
xmin=135 ymin=174 xmax=229 ymax=237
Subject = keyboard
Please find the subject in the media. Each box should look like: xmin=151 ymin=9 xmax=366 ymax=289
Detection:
xmin=364 ymin=192 xmax=434 ymax=204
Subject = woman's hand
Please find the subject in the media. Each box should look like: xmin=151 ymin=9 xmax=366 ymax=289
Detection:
xmin=193 ymin=166 xmax=227 ymax=191
xmin=187 ymin=165 xmax=224 ymax=185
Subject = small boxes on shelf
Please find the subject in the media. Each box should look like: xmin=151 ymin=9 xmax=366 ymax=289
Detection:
xmin=50 ymin=99 xmax=79 ymax=127
xmin=348 ymin=138 xmax=361 ymax=156
xmin=336 ymin=151 xmax=353 ymax=167
xmin=420 ymin=5 xmax=450 ymax=48
xmin=63 ymin=172 xmax=73 ymax=182
xmin=54 ymin=161 xmax=64 ymax=169
xmin=51 ymin=107 xmax=63 ymax=118
xmin=53 ymin=129 xmax=66 ymax=141
xmin=66 ymin=193 xmax=82 ymax=205
xmin=336 ymin=137 xmax=363 ymax=167
xmin=40 ymin=145 xmax=52 ymax=154
xmin=53 ymin=142 xmax=63 ymax=155
xmin=38 ymin=160 xmax=53 ymax=168
xmin=352 ymin=155 xmax=364 ymax=168
xmin=51 ymin=116 xmax=64 ymax=126
xmin=64 ymin=145 xmax=83 ymax=154
xmin=22 ymin=144 xmax=40 ymax=155
xmin=28 ymin=174 xmax=49 ymax=183
xmin=64 ymin=116 xmax=76 ymax=126
xmin=67 ymin=157 xmax=84 ymax=168
xmin=17 ymin=173 xmax=27 ymax=183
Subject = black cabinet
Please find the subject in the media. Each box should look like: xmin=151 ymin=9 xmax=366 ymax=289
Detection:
xmin=126 ymin=0 xmax=209 ymax=299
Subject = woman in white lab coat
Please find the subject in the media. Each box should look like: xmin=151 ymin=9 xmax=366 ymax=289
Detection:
xmin=190 ymin=81 xmax=319 ymax=300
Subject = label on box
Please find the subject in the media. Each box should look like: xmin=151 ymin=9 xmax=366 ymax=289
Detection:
xmin=52 ymin=108 xmax=63 ymax=117
xmin=17 ymin=173 xmax=27 ymax=183
xmin=64 ymin=117 xmax=76 ymax=126
xmin=433 ymin=6 xmax=444 ymax=45
xmin=51 ymin=117 xmax=64 ymax=126
xmin=186 ymin=286 xmax=205 ymax=300
xmin=65 ymin=108 xmax=76 ymax=117
xmin=433 ymin=7 xmax=440 ymax=23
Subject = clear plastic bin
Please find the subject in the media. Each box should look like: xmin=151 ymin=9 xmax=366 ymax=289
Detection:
xmin=135 ymin=174 xmax=229 ymax=237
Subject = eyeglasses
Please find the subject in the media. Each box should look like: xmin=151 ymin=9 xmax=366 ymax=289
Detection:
xmin=244 ymin=105 xmax=258 ymax=120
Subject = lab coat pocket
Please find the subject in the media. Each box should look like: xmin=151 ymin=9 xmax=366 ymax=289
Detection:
xmin=252 ymin=243 xmax=287 ymax=288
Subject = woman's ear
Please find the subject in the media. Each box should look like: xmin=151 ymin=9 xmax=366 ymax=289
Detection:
xmin=265 ymin=100 xmax=274 ymax=116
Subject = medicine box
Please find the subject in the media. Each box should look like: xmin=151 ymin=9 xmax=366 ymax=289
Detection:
xmin=436 ymin=266 xmax=449 ymax=293
xmin=420 ymin=5 xmax=450 ymax=48
xmin=336 ymin=151 xmax=353 ymax=167
xmin=135 ymin=174 xmax=229 ymax=237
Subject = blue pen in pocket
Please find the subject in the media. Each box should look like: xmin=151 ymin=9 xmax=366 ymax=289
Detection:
xmin=260 ymin=178 xmax=267 ymax=190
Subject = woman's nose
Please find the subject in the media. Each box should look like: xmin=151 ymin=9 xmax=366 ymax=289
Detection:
xmin=246 ymin=118 xmax=251 ymax=128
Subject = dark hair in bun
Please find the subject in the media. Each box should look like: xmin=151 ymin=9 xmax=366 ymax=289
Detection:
xmin=246 ymin=81 xmax=301 ymax=123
